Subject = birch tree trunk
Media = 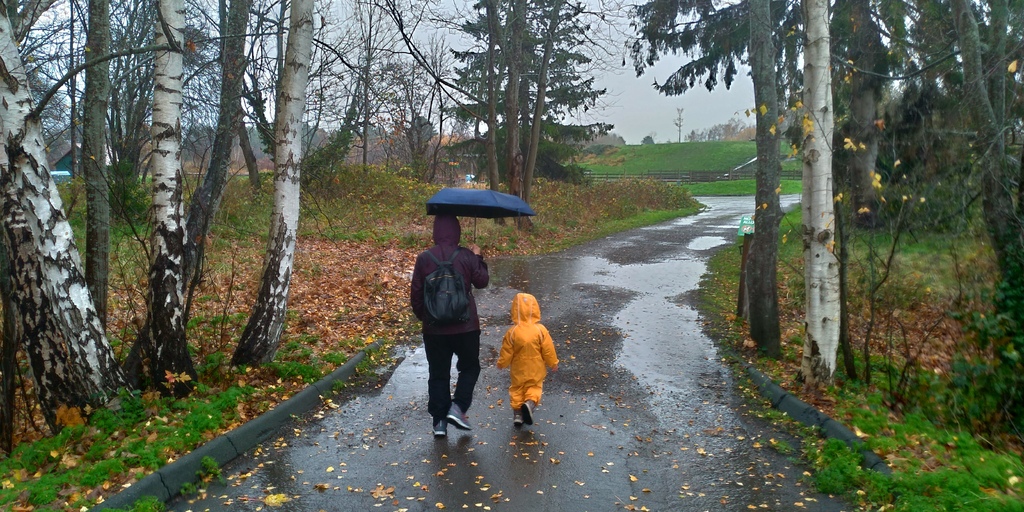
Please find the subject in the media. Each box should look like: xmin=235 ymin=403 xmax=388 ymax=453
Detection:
xmin=147 ymin=0 xmax=196 ymax=396
xmin=0 ymin=244 xmax=14 ymax=452
xmin=82 ymin=0 xmax=111 ymax=326
xmin=747 ymin=0 xmax=782 ymax=358
xmin=232 ymin=0 xmax=313 ymax=365
xmin=800 ymin=0 xmax=840 ymax=387
xmin=0 ymin=12 xmax=127 ymax=430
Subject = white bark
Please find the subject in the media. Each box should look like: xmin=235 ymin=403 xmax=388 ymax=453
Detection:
xmin=147 ymin=0 xmax=194 ymax=393
xmin=0 ymin=10 xmax=126 ymax=428
xmin=800 ymin=0 xmax=840 ymax=386
xmin=151 ymin=0 xmax=186 ymax=304
xmin=233 ymin=0 xmax=313 ymax=365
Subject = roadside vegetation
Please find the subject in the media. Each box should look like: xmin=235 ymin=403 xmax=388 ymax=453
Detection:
xmin=0 ymin=163 xmax=697 ymax=511
xmin=696 ymin=182 xmax=1024 ymax=510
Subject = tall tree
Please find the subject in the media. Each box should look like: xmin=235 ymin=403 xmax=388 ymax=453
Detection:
xmin=503 ymin=0 xmax=525 ymax=199
xmin=833 ymin=0 xmax=885 ymax=228
xmin=800 ymin=0 xmax=840 ymax=386
xmin=521 ymin=0 xmax=563 ymax=205
xmin=145 ymin=0 xmax=197 ymax=396
xmin=950 ymin=0 xmax=1023 ymax=293
xmin=233 ymin=0 xmax=314 ymax=365
xmin=746 ymin=0 xmax=782 ymax=358
xmin=450 ymin=0 xmax=609 ymax=191
xmin=0 ymin=8 xmax=127 ymax=430
xmin=183 ymin=0 xmax=252 ymax=306
xmin=483 ymin=0 xmax=501 ymax=189
xmin=82 ymin=0 xmax=112 ymax=325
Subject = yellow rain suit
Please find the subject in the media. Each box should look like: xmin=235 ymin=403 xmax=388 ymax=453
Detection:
xmin=497 ymin=293 xmax=559 ymax=408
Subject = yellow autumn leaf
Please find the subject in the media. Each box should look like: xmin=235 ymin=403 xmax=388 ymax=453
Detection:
xmin=802 ymin=115 xmax=814 ymax=136
xmin=1009 ymin=59 xmax=1018 ymax=73
xmin=629 ymin=474 xmax=639 ymax=482
xmin=843 ymin=138 xmax=856 ymax=150
xmin=775 ymin=186 xmax=782 ymax=194
xmin=436 ymin=503 xmax=446 ymax=509
xmin=769 ymin=124 xmax=776 ymax=136
xmin=758 ymin=104 xmax=768 ymax=116
xmin=263 ymin=493 xmax=290 ymax=506
xmin=894 ymin=159 xmax=901 ymax=167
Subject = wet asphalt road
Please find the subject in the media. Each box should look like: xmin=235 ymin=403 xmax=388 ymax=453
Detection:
xmin=170 ymin=196 xmax=851 ymax=512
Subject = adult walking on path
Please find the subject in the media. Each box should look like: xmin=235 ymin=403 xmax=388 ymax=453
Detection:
xmin=410 ymin=214 xmax=489 ymax=436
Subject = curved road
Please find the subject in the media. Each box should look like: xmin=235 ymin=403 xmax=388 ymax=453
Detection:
xmin=170 ymin=196 xmax=849 ymax=512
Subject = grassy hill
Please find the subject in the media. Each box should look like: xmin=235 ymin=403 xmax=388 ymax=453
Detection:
xmin=580 ymin=140 xmax=801 ymax=177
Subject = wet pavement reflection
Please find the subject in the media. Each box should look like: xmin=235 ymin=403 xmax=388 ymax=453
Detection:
xmin=169 ymin=195 xmax=851 ymax=512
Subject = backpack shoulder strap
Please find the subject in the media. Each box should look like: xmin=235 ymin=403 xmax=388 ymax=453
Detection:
xmin=444 ymin=248 xmax=461 ymax=264
xmin=425 ymin=250 xmax=441 ymax=265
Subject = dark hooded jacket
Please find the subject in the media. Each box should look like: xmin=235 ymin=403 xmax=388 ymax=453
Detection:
xmin=410 ymin=215 xmax=489 ymax=334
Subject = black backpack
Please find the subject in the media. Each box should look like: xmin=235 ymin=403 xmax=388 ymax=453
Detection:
xmin=423 ymin=249 xmax=471 ymax=325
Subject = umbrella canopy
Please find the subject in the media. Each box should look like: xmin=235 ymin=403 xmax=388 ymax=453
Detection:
xmin=426 ymin=188 xmax=536 ymax=218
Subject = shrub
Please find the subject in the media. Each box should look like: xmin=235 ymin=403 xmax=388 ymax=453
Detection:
xmin=945 ymin=260 xmax=1024 ymax=444
xmin=109 ymin=160 xmax=151 ymax=225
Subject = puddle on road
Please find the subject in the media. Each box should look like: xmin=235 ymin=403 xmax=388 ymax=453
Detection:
xmin=688 ymin=236 xmax=728 ymax=251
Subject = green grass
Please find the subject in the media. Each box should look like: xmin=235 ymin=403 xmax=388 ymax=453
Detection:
xmin=580 ymin=141 xmax=803 ymax=177
xmin=0 ymin=387 xmax=254 ymax=510
xmin=684 ymin=179 xmax=803 ymax=196
xmin=580 ymin=141 xmax=759 ymax=174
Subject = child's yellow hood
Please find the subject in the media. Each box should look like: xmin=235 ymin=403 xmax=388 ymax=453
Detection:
xmin=510 ymin=293 xmax=541 ymax=325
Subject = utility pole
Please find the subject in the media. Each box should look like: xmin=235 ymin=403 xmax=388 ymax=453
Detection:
xmin=674 ymin=108 xmax=684 ymax=143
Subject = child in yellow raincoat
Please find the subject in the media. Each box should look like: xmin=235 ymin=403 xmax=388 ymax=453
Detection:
xmin=497 ymin=293 xmax=559 ymax=426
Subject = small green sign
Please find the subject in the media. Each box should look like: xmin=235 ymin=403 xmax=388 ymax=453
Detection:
xmin=738 ymin=215 xmax=755 ymax=235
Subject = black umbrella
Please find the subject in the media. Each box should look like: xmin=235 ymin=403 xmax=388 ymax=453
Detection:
xmin=426 ymin=188 xmax=536 ymax=218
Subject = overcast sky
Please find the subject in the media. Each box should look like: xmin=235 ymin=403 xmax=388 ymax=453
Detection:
xmin=581 ymin=57 xmax=756 ymax=145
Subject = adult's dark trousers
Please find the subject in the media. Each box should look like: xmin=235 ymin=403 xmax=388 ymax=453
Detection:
xmin=423 ymin=330 xmax=481 ymax=422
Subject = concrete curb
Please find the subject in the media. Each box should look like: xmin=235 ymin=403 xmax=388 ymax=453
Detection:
xmin=743 ymin=363 xmax=892 ymax=475
xmin=92 ymin=340 xmax=384 ymax=511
